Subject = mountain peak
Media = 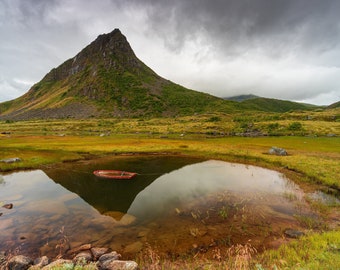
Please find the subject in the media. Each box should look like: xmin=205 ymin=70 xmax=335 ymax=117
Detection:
xmin=0 ymin=28 xmax=227 ymax=120
xmin=42 ymin=28 xmax=139 ymax=83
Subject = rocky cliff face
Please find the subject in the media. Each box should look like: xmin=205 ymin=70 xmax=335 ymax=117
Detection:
xmin=42 ymin=29 xmax=144 ymax=83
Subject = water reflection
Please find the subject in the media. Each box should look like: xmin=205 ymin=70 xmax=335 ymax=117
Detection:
xmin=0 ymin=157 xmax=326 ymax=259
xmin=44 ymin=156 xmax=203 ymax=214
xmin=127 ymin=160 xmax=298 ymax=220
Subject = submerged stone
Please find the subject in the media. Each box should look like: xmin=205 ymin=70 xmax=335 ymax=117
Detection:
xmin=3 ymin=203 xmax=13 ymax=209
xmin=124 ymin=241 xmax=143 ymax=254
xmin=67 ymin=243 xmax=92 ymax=255
xmin=284 ymin=229 xmax=305 ymax=238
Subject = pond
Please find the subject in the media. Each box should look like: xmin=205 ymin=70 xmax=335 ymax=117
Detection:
xmin=0 ymin=156 xmax=329 ymax=259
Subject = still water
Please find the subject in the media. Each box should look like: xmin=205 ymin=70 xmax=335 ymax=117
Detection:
xmin=0 ymin=156 xmax=322 ymax=259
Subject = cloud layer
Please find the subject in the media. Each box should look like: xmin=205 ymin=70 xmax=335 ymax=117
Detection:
xmin=1 ymin=0 xmax=339 ymax=105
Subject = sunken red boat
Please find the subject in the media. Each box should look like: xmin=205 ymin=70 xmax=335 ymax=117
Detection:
xmin=93 ymin=170 xmax=137 ymax=180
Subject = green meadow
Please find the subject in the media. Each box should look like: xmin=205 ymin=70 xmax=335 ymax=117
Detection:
xmin=0 ymin=110 xmax=339 ymax=269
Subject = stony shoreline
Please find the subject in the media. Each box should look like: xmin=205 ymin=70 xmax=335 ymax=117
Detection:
xmin=0 ymin=244 xmax=139 ymax=270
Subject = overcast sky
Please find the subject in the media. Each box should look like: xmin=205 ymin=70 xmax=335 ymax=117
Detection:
xmin=1 ymin=0 xmax=340 ymax=105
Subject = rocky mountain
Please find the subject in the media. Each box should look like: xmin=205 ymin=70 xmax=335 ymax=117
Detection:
xmin=0 ymin=29 xmax=235 ymax=120
xmin=0 ymin=29 xmax=321 ymax=120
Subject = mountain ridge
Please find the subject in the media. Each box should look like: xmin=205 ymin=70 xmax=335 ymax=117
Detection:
xmin=1 ymin=29 xmax=234 ymax=120
xmin=0 ymin=29 xmax=321 ymax=120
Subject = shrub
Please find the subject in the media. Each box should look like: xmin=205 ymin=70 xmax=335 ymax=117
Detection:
xmin=288 ymin=121 xmax=302 ymax=131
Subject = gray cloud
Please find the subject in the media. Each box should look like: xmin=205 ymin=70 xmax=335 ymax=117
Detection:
xmin=139 ymin=0 xmax=340 ymax=58
xmin=0 ymin=0 xmax=339 ymax=105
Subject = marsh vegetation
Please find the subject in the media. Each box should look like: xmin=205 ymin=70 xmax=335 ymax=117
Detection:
xmin=0 ymin=109 xmax=339 ymax=269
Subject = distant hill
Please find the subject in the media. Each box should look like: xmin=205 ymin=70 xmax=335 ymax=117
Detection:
xmin=240 ymin=97 xmax=319 ymax=112
xmin=327 ymin=101 xmax=340 ymax=109
xmin=224 ymin=94 xmax=260 ymax=102
xmin=225 ymin=95 xmax=318 ymax=112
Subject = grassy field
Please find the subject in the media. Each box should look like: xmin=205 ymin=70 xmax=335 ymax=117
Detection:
xmin=0 ymin=111 xmax=339 ymax=269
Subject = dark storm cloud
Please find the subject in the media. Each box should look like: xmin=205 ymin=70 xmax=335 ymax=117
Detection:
xmin=127 ymin=0 xmax=340 ymax=103
xmin=0 ymin=0 xmax=339 ymax=104
xmin=136 ymin=0 xmax=340 ymax=58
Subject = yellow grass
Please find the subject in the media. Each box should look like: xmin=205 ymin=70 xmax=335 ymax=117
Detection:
xmin=0 ymin=115 xmax=339 ymax=269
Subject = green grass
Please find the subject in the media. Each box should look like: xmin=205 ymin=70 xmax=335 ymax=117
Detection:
xmin=0 ymin=114 xmax=339 ymax=269
xmin=257 ymin=231 xmax=340 ymax=269
xmin=1 ymin=118 xmax=339 ymax=189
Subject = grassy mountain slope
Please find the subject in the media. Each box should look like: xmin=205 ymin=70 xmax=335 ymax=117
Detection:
xmin=327 ymin=101 xmax=340 ymax=109
xmin=0 ymin=29 xmax=241 ymax=120
xmin=224 ymin=94 xmax=260 ymax=102
xmin=0 ymin=29 xmax=321 ymax=120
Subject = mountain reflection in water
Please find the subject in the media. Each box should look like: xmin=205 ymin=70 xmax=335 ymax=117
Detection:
xmin=0 ymin=156 xmax=321 ymax=259
xmin=127 ymin=160 xmax=297 ymax=220
xmin=44 ymin=156 xmax=204 ymax=215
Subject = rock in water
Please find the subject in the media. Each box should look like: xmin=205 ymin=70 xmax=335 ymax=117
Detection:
xmin=2 ymin=203 xmax=13 ymax=209
xmin=284 ymin=229 xmax=305 ymax=238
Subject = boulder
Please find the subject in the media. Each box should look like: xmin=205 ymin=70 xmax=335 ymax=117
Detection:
xmin=0 ymin=157 xmax=21 ymax=163
xmin=31 ymin=256 xmax=49 ymax=269
xmin=7 ymin=255 xmax=33 ymax=270
xmin=91 ymin=247 xmax=109 ymax=260
xmin=98 ymin=251 xmax=121 ymax=264
xmin=41 ymin=259 xmax=73 ymax=269
xmin=99 ymin=260 xmax=139 ymax=270
xmin=73 ymin=251 xmax=93 ymax=265
xmin=269 ymin=147 xmax=287 ymax=156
